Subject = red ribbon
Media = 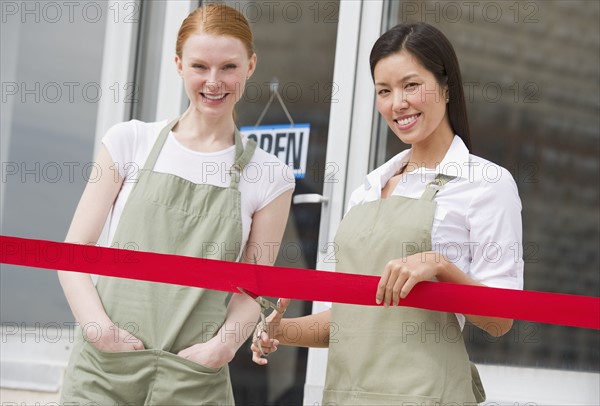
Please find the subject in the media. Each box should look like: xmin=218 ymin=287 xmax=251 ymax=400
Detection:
xmin=1 ymin=235 xmax=599 ymax=330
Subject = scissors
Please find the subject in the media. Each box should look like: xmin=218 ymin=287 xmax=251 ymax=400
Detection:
xmin=237 ymin=287 xmax=285 ymax=357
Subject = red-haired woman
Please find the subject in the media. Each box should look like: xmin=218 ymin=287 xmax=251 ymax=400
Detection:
xmin=59 ymin=4 xmax=294 ymax=404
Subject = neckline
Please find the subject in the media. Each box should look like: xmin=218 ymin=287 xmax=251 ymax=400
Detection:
xmin=168 ymin=131 xmax=237 ymax=156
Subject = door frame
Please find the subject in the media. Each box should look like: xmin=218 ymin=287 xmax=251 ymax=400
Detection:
xmin=304 ymin=0 xmax=385 ymax=403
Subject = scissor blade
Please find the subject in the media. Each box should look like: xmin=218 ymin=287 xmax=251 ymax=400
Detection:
xmin=237 ymin=286 xmax=259 ymax=299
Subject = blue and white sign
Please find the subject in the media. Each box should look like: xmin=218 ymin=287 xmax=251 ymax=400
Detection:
xmin=240 ymin=123 xmax=310 ymax=179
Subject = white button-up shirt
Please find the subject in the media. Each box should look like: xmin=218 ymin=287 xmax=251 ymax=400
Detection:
xmin=344 ymin=136 xmax=524 ymax=326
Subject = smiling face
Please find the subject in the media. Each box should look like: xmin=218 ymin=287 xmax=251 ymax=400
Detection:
xmin=374 ymin=50 xmax=453 ymax=148
xmin=175 ymin=33 xmax=256 ymax=119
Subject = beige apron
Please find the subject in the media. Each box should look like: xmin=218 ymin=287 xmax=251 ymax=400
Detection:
xmin=61 ymin=118 xmax=256 ymax=405
xmin=323 ymin=174 xmax=483 ymax=405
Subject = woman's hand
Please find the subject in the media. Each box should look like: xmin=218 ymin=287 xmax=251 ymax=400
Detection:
xmin=177 ymin=335 xmax=237 ymax=369
xmin=251 ymin=298 xmax=290 ymax=365
xmin=376 ymin=251 xmax=443 ymax=307
xmin=88 ymin=321 xmax=145 ymax=352
xmin=376 ymin=252 xmax=514 ymax=336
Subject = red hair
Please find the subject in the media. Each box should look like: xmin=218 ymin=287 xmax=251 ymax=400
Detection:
xmin=176 ymin=3 xmax=254 ymax=59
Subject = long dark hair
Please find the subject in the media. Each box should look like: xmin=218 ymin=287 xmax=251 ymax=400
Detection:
xmin=369 ymin=22 xmax=471 ymax=150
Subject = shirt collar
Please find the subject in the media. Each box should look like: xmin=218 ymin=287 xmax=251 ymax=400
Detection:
xmin=362 ymin=135 xmax=470 ymax=190
xmin=435 ymin=135 xmax=471 ymax=179
xmin=363 ymin=148 xmax=410 ymax=191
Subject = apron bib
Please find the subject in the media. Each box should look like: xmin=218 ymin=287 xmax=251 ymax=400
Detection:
xmin=61 ymin=118 xmax=256 ymax=405
xmin=323 ymin=174 xmax=482 ymax=405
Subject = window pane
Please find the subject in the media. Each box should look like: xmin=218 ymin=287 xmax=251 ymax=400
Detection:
xmin=382 ymin=0 xmax=599 ymax=371
xmin=1 ymin=2 xmax=108 ymax=324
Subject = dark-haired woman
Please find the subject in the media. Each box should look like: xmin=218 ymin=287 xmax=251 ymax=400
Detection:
xmin=251 ymin=22 xmax=523 ymax=404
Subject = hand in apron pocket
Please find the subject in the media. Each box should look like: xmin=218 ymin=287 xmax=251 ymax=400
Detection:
xmin=85 ymin=321 xmax=145 ymax=353
xmin=177 ymin=335 xmax=235 ymax=370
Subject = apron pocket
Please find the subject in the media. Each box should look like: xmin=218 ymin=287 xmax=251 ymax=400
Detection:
xmin=160 ymin=350 xmax=223 ymax=374
xmin=83 ymin=342 xmax=157 ymax=378
xmin=85 ymin=341 xmax=155 ymax=364
xmin=152 ymin=350 xmax=232 ymax=404
xmin=67 ymin=341 xmax=155 ymax=404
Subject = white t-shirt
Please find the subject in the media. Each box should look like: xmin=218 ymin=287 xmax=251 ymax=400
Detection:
xmin=336 ymin=136 xmax=524 ymax=327
xmin=102 ymin=119 xmax=295 ymax=253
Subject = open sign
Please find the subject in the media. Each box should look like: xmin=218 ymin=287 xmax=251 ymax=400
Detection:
xmin=240 ymin=124 xmax=310 ymax=179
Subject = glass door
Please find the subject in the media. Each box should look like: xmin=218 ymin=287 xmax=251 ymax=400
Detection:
xmin=219 ymin=1 xmax=341 ymax=403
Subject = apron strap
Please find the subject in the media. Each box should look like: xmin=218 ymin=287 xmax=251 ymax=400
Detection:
xmin=229 ymin=128 xmax=257 ymax=190
xmin=142 ymin=118 xmax=180 ymax=171
xmin=141 ymin=119 xmax=256 ymax=190
xmin=420 ymin=173 xmax=456 ymax=201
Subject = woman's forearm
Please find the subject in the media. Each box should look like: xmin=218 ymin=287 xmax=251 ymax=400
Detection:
xmin=436 ymin=256 xmax=513 ymax=336
xmin=58 ymin=271 xmax=112 ymax=328
xmin=275 ymin=309 xmax=331 ymax=348
xmin=218 ymin=293 xmax=261 ymax=354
